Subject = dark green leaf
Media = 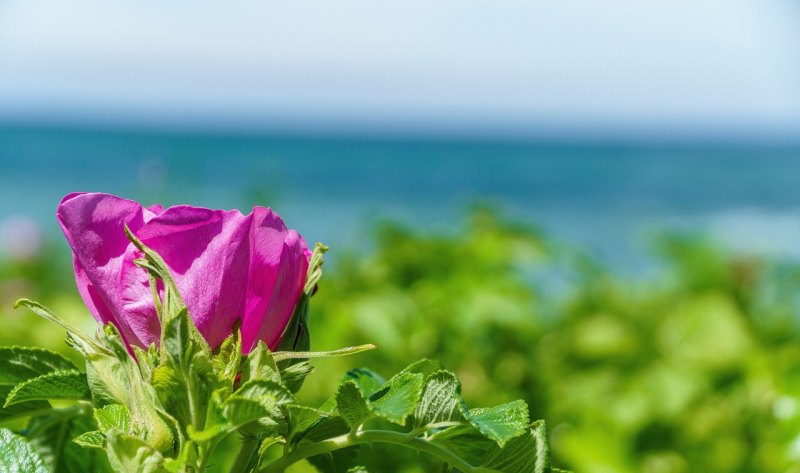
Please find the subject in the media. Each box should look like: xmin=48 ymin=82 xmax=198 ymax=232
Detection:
xmin=335 ymin=381 xmax=370 ymax=428
xmin=341 ymin=368 xmax=385 ymax=398
xmin=369 ymin=372 xmax=424 ymax=426
xmin=28 ymin=414 xmax=112 ymax=473
xmin=0 ymin=347 xmax=77 ymax=386
xmin=4 ymin=370 xmax=90 ymax=406
xmin=481 ymin=420 xmax=550 ymax=473
xmin=279 ymin=361 xmax=313 ymax=394
xmin=0 ymin=385 xmax=50 ymax=422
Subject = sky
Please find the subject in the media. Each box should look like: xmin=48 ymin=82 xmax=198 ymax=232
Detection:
xmin=1 ymin=1 xmax=799 ymax=138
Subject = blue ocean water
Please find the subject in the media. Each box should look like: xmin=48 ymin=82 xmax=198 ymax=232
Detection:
xmin=1 ymin=124 xmax=799 ymax=271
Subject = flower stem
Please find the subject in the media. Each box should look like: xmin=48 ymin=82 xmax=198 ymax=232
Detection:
xmin=258 ymin=429 xmax=489 ymax=473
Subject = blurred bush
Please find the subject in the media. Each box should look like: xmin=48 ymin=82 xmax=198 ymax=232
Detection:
xmin=2 ymin=209 xmax=800 ymax=472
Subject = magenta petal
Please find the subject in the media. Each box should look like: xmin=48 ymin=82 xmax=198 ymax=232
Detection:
xmin=242 ymin=227 xmax=309 ymax=352
xmin=133 ymin=206 xmax=252 ymax=348
xmin=57 ymin=192 xmax=152 ymax=347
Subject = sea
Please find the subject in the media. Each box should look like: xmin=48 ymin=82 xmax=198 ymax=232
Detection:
xmin=1 ymin=123 xmax=800 ymax=274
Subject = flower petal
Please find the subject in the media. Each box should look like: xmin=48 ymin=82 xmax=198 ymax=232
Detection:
xmin=243 ymin=224 xmax=309 ymax=352
xmin=132 ymin=205 xmax=252 ymax=348
xmin=57 ymin=192 xmax=151 ymax=347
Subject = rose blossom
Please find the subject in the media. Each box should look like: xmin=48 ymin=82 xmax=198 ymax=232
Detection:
xmin=57 ymin=192 xmax=310 ymax=353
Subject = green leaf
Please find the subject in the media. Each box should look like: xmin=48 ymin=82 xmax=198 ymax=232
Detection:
xmin=335 ymin=381 xmax=371 ymax=428
xmin=0 ymin=427 xmax=47 ymax=473
xmin=341 ymin=368 xmax=386 ymax=398
xmin=28 ymin=413 xmax=112 ymax=473
xmin=4 ymin=370 xmax=90 ymax=406
xmin=397 ymin=358 xmax=445 ymax=379
xmin=73 ymin=431 xmax=105 ymax=449
xmin=285 ymin=405 xmax=328 ymax=441
xmin=222 ymin=398 xmax=271 ymax=428
xmin=0 ymin=385 xmax=50 ymax=422
xmin=413 ymin=370 xmax=467 ymax=428
xmin=279 ymin=361 xmax=313 ymax=394
xmin=481 ymin=420 xmax=550 ymax=473
xmin=467 ymin=400 xmax=529 ymax=448
xmin=223 ymin=379 xmax=294 ymax=430
xmin=213 ymin=331 xmax=242 ymax=383
xmin=241 ymin=342 xmax=281 ymax=385
xmin=427 ymin=424 xmax=496 ymax=466
xmin=0 ymin=347 xmax=78 ymax=386
xmin=94 ymin=404 xmax=131 ymax=432
xmin=106 ymin=430 xmax=166 ymax=473
xmin=368 ymin=372 xmax=424 ymax=426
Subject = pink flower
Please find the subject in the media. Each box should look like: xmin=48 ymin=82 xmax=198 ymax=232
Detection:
xmin=57 ymin=192 xmax=310 ymax=353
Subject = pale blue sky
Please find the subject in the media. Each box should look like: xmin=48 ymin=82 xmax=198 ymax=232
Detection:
xmin=1 ymin=1 xmax=799 ymax=138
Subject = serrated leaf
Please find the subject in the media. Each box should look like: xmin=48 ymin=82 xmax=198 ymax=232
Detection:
xmin=286 ymin=405 xmax=327 ymax=441
xmin=213 ymin=331 xmax=242 ymax=383
xmin=336 ymin=381 xmax=370 ymax=428
xmin=0 ymin=427 xmax=47 ymax=473
xmin=427 ymin=424 xmax=496 ymax=466
xmin=106 ymin=429 xmax=166 ymax=473
xmin=223 ymin=379 xmax=293 ymax=430
xmin=4 ymin=370 xmax=89 ymax=406
xmin=223 ymin=398 xmax=271 ymax=428
xmin=341 ymin=368 xmax=386 ymax=398
xmin=0 ymin=385 xmax=51 ymax=422
xmin=241 ymin=342 xmax=281 ymax=385
xmin=279 ymin=361 xmax=313 ymax=394
xmin=307 ymin=446 xmax=360 ymax=473
xmin=369 ymin=372 xmax=424 ymax=426
xmin=481 ymin=420 xmax=550 ymax=473
xmin=94 ymin=404 xmax=131 ymax=432
xmin=73 ymin=431 xmax=105 ymax=449
xmin=413 ymin=371 xmax=467 ymax=428
xmin=397 ymin=358 xmax=445 ymax=379
xmin=0 ymin=347 xmax=78 ymax=386
xmin=467 ymin=400 xmax=529 ymax=447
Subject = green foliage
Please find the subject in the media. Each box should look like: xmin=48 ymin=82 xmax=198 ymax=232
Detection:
xmin=9 ymin=206 xmax=795 ymax=472
xmin=0 ymin=427 xmax=48 ymax=473
xmin=4 ymin=370 xmax=89 ymax=406
xmin=0 ymin=233 xmax=564 ymax=472
xmin=300 ymin=210 xmax=800 ymax=473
